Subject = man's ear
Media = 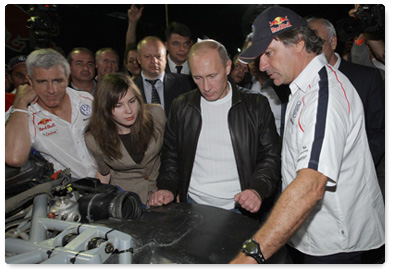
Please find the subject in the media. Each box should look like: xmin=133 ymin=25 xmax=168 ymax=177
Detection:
xmin=295 ymin=39 xmax=306 ymax=53
xmin=27 ymin=75 xmax=33 ymax=86
xmin=330 ymin=36 xmax=338 ymax=51
xmin=225 ymin=59 xmax=232 ymax=75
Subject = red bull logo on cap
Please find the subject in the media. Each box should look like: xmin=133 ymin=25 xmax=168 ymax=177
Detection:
xmin=269 ymin=16 xmax=292 ymax=33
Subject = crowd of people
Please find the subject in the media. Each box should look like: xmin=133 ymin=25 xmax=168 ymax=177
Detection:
xmin=5 ymin=4 xmax=384 ymax=264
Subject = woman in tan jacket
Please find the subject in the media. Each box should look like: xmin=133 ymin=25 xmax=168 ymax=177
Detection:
xmin=85 ymin=73 xmax=166 ymax=205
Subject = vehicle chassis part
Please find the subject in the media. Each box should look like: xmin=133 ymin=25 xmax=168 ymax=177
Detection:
xmin=5 ymin=194 xmax=133 ymax=264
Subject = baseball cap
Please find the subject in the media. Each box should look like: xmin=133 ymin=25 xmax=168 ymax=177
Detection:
xmin=8 ymin=55 xmax=27 ymax=71
xmin=239 ymin=6 xmax=307 ymax=63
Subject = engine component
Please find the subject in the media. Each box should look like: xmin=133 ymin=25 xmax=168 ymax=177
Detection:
xmin=49 ymin=196 xmax=81 ymax=222
xmin=87 ymin=237 xmax=106 ymax=250
xmin=61 ymin=233 xmax=78 ymax=247
xmin=78 ymin=191 xmax=144 ymax=223
xmin=5 ymin=218 xmax=133 ymax=264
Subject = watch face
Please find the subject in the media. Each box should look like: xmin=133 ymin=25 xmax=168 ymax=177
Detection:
xmin=243 ymin=239 xmax=258 ymax=254
xmin=242 ymin=239 xmax=265 ymax=263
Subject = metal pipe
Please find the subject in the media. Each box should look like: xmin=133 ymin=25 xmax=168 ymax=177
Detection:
xmin=29 ymin=194 xmax=48 ymax=243
xmin=6 ymin=250 xmax=46 ymax=264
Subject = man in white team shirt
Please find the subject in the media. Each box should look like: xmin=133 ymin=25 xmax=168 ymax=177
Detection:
xmin=231 ymin=6 xmax=384 ymax=264
xmin=149 ymin=39 xmax=281 ymax=216
xmin=5 ymin=48 xmax=96 ymax=179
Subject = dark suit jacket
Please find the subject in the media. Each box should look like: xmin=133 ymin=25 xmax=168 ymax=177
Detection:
xmin=164 ymin=62 xmax=172 ymax=74
xmin=134 ymin=72 xmax=195 ymax=116
xmin=338 ymin=59 xmax=385 ymax=166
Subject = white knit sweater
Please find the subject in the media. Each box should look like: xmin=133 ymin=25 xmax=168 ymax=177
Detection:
xmin=188 ymin=84 xmax=241 ymax=210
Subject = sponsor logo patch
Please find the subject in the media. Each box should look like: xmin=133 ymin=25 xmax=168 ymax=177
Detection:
xmin=37 ymin=118 xmax=57 ymax=136
xmin=269 ymin=16 xmax=292 ymax=33
xmin=80 ymin=104 xmax=91 ymax=116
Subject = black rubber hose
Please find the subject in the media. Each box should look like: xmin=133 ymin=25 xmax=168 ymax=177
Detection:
xmin=78 ymin=191 xmax=145 ymax=222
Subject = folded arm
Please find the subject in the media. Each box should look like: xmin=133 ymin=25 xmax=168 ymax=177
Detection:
xmin=5 ymin=84 xmax=38 ymax=167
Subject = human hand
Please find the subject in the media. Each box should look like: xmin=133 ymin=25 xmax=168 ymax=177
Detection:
xmin=127 ymin=4 xmax=144 ymax=24
xmin=234 ymin=189 xmax=262 ymax=213
xmin=348 ymin=4 xmax=360 ymax=17
xmin=13 ymin=84 xmax=38 ymax=109
xmin=149 ymin=190 xmax=174 ymax=207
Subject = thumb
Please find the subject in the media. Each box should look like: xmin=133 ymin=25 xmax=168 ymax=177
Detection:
xmin=234 ymin=192 xmax=241 ymax=202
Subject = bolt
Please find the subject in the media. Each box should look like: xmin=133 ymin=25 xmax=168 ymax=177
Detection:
xmin=105 ymin=243 xmax=114 ymax=254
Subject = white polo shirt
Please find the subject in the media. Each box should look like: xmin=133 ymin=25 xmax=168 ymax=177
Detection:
xmin=250 ymin=80 xmax=282 ymax=135
xmin=283 ymin=54 xmax=384 ymax=256
xmin=6 ymin=87 xmax=97 ymax=179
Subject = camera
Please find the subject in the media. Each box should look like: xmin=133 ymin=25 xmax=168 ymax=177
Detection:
xmin=26 ymin=4 xmax=59 ymax=48
xmin=336 ymin=4 xmax=385 ymax=42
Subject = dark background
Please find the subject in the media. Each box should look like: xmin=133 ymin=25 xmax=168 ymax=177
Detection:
xmin=5 ymin=4 xmax=355 ymax=65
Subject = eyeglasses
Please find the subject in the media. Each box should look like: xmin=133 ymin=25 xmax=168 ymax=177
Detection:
xmin=128 ymin=58 xmax=138 ymax=64
xmin=235 ymin=63 xmax=248 ymax=72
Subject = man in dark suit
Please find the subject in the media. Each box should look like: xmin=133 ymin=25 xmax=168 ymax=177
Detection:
xmin=135 ymin=36 xmax=194 ymax=116
xmin=308 ymin=17 xmax=385 ymax=205
xmin=164 ymin=22 xmax=193 ymax=76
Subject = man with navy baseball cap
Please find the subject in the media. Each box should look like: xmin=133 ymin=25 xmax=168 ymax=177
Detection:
xmin=231 ymin=6 xmax=384 ymax=264
xmin=239 ymin=6 xmax=307 ymax=64
xmin=8 ymin=55 xmax=29 ymax=93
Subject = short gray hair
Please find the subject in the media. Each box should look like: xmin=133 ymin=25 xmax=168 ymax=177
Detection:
xmin=307 ymin=17 xmax=337 ymax=41
xmin=95 ymin=47 xmax=119 ymax=63
xmin=26 ymin=48 xmax=70 ymax=78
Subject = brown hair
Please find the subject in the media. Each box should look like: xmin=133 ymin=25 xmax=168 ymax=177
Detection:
xmin=86 ymin=72 xmax=156 ymax=160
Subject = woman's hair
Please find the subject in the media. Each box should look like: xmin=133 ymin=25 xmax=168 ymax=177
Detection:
xmin=86 ymin=72 xmax=156 ymax=160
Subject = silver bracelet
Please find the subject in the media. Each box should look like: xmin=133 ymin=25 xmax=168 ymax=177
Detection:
xmin=11 ymin=107 xmax=29 ymax=114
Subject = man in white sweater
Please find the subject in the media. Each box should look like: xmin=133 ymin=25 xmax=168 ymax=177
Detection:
xmin=150 ymin=39 xmax=281 ymax=216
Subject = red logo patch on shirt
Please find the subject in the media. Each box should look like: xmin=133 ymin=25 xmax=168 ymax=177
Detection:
xmin=37 ymin=118 xmax=57 ymax=136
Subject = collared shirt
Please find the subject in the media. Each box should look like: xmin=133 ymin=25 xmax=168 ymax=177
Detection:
xmin=332 ymin=52 xmax=341 ymax=69
xmin=250 ymin=78 xmax=282 ymax=135
xmin=167 ymin=55 xmax=190 ymax=75
xmin=283 ymin=53 xmax=384 ymax=255
xmin=70 ymin=80 xmax=97 ymax=95
xmin=6 ymin=87 xmax=97 ymax=179
xmin=141 ymin=71 xmax=166 ymax=110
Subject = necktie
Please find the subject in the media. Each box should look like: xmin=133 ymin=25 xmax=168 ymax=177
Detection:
xmin=175 ymin=65 xmax=183 ymax=74
xmin=145 ymin=79 xmax=161 ymax=104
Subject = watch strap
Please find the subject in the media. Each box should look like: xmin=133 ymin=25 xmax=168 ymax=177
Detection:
xmin=241 ymin=238 xmax=265 ymax=264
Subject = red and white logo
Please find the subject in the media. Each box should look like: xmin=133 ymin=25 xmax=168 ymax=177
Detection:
xmin=37 ymin=118 xmax=57 ymax=136
xmin=269 ymin=16 xmax=293 ymax=33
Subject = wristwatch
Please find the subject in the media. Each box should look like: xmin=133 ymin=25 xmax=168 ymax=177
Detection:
xmin=241 ymin=238 xmax=265 ymax=264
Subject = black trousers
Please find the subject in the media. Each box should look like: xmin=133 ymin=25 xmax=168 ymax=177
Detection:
xmin=287 ymin=245 xmax=363 ymax=264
